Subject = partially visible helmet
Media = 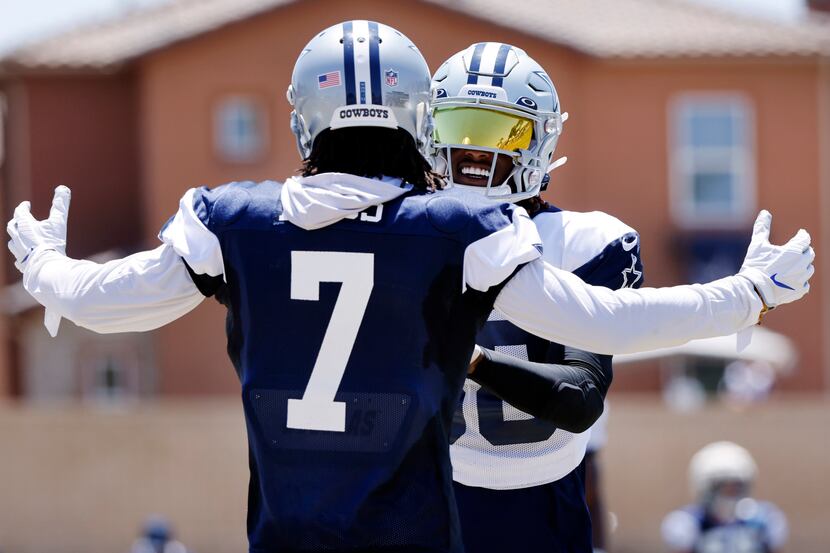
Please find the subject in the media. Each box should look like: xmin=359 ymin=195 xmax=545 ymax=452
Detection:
xmin=689 ymin=441 xmax=758 ymax=501
xmin=288 ymin=21 xmax=433 ymax=160
xmin=142 ymin=515 xmax=172 ymax=543
xmin=430 ymin=43 xmax=566 ymax=202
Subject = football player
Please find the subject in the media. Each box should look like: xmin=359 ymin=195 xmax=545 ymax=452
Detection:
xmin=662 ymin=441 xmax=788 ymax=553
xmin=431 ymin=43 xmax=641 ymax=552
xmin=6 ymin=21 xmax=813 ymax=553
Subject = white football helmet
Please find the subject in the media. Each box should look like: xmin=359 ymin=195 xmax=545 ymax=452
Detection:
xmin=430 ymin=43 xmax=566 ymax=202
xmin=689 ymin=441 xmax=758 ymax=501
xmin=287 ymin=21 xmax=433 ymax=159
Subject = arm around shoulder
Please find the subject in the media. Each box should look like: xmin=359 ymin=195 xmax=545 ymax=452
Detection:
xmin=495 ymin=257 xmax=764 ymax=354
xmin=495 ymin=210 xmax=814 ymax=354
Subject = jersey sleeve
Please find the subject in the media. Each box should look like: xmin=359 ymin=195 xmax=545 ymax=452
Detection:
xmin=493 ymin=257 xmax=763 ymax=354
xmin=158 ymin=186 xmax=226 ymax=285
xmin=661 ymin=509 xmax=700 ymax=551
xmin=761 ymin=502 xmax=789 ymax=550
xmin=461 ymin=201 xmax=542 ymax=293
xmin=21 ymin=245 xmax=205 ymax=335
xmin=573 ymin=231 xmax=644 ymax=290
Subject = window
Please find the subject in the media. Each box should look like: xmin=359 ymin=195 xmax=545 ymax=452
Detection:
xmin=214 ymin=96 xmax=267 ymax=162
xmin=669 ymin=95 xmax=755 ymax=227
xmin=77 ymin=340 xmax=146 ymax=405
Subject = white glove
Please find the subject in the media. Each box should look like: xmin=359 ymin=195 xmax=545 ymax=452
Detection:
xmin=6 ymin=185 xmax=71 ymax=272
xmin=738 ymin=210 xmax=814 ymax=309
xmin=6 ymin=186 xmax=72 ymax=337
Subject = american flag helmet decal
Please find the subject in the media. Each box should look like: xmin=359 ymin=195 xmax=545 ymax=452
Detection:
xmin=318 ymin=71 xmax=341 ymax=89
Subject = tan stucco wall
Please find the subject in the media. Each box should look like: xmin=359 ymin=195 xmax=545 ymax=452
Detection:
xmin=0 ymin=397 xmax=827 ymax=553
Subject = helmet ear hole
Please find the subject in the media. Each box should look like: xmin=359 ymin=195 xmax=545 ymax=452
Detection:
xmin=290 ymin=111 xmax=311 ymax=159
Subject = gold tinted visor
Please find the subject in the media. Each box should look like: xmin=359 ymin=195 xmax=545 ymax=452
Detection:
xmin=433 ymin=107 xmax=534 ymax=151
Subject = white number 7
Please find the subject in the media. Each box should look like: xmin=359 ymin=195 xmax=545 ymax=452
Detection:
xmin=287 ymin=251 xmax=374 ymax=432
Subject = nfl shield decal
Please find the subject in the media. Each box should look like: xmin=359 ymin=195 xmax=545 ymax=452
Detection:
xmin=384 ymin=69 xmax=398 ymax=87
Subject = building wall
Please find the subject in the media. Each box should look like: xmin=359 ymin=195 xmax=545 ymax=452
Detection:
xmin=135 ymin=0 xmax=585 ymax=395
xmin=0 ymin=73 xmax=144 ymax=397
xmin=574 ymin=59 xmax=824 ymax=392
xmin=4 ymin=74 xmax=143 ymax=258
xmin=135 ymin=0 xmax=825 ymax=394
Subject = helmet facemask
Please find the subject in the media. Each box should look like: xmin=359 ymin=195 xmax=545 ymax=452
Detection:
xmin=432 ymin=98 xmax=563 ymax=203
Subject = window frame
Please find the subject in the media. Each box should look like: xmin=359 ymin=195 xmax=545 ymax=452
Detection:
xmin=668 ymin=93 xmax=757 ymax=229
xmin=212 ymin=94 xmax=269 ymax=164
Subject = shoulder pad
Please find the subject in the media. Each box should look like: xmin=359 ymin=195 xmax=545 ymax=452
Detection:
xmin=564 ymin=210 xmax=637 ymax=245
xmin=534 ymin=209 xmax=639 ymax=272
xmin=425 ymin=193 xmax=471 ymax=234
xmin=194 ymin=181 xmax=268 ymax=228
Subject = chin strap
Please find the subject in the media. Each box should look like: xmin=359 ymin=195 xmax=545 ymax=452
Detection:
xmin=546 ymin=156 xmax=568 ymax=174
xmin=541 ymin=156 xmax=568 ymax=191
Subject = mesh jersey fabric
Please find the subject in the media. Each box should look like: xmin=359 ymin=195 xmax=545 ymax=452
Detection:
xmin=450 ymin=206 xmax=643 ymax=489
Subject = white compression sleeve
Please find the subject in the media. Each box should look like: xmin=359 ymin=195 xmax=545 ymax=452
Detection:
xmin=494 ymin=258 xmax=763 ymax=355
xmin=22 ymin=245 xmax=205 ymax=334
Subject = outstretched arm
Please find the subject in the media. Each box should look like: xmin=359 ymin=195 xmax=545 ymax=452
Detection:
xmin=495 ymin=261 xmax=761 ymax=354
xmin=7 ymin=186 xmax=205 ymax=335
xmin=494 ymin=211 xmax=813 ymax=354
xmin=20 ymin=246 xmax=205 ymax=334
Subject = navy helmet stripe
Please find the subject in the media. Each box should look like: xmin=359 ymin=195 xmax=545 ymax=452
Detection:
xmin=490 ymin=44 xmax=512 ymax=87
xmin=342 ymin=21 xmax=357 ymax=105
xmin=467 ymin=43 xmax=486 ymax=85
xmin=368 ymin=21 xmax=383 ymax=105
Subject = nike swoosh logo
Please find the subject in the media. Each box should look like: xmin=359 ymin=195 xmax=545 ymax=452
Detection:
xmin=770 ymin=273 xmax=795 ymax=291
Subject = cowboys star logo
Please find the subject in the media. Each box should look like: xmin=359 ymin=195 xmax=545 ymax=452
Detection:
xmin=621 ymin=254 xmax=642 ymax=288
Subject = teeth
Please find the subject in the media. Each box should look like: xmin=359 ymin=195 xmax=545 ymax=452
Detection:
xmin=461 ymin=167 xmax=490 ymax=178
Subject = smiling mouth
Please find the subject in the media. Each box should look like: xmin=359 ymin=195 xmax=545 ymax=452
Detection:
xmin=458 ymin=164 xmax=491 ymax=181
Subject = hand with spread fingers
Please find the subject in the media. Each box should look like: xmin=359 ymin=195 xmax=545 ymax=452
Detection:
xmin=6 ymin=185 xmax=71 ymax=272
xmin=738 ymin=209 xmax=815 ymax=311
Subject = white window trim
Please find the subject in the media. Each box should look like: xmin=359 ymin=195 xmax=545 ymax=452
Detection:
xmin=668 ymin=93 xmax=757 ymax=229
xmin=213 ymin=95 xmax=269 ymax=163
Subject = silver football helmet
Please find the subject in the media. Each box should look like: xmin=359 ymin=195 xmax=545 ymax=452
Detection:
xmin=689 ymin=441 xmax=757 ymax=500
xmin=431 ymin=43 xmax=567 ymax=202
xmin=287 ymin=21 xmax=433 ymax=160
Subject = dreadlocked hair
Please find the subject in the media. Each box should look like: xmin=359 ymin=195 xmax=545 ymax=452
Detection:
xmin=301 ymin=127 xmax=446 ymax=191
xmin=517 ymin=195 xmax=547 ymax=216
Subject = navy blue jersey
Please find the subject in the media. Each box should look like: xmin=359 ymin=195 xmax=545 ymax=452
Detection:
xmin=175 ymin=179 xmax=539 ymax=552
xmin=453 ymin=460 xmax=591 ymax=553
xmin=450 ymin=206 xmax=643 ymax=490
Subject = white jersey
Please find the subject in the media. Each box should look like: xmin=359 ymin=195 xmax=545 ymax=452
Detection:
xmin=662 ymin=501 xmax=788 ymax=553
xmin=450 ymin=206 xmax=642 ymax=490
